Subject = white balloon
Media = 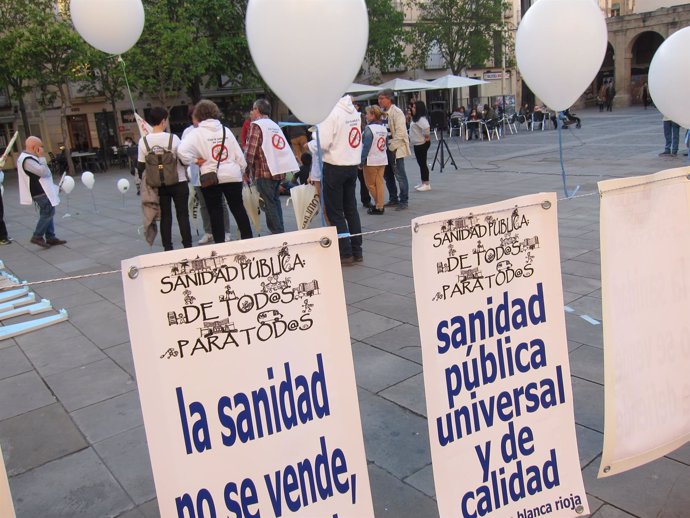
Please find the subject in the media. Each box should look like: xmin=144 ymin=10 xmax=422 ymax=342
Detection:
xmin=61 ymin=175 xmax=75 ymax=194
xmin=516 ymin=0 xmax=607 ymax=111
xmin=117 ymin=178 xmax=130 ymax=194
xmin=649 ymin=27 xmax=690 ymax=128
xmin=70 ymin=0 xmax=145 ymax=55
xmin=81 ymin=171 xmax=95 ymax=190
xmin=246 ymin=0 xmax=368 ymax=124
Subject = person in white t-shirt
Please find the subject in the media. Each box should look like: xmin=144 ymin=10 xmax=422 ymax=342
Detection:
xmin=137 ymin=107 xmax=192 ymax=251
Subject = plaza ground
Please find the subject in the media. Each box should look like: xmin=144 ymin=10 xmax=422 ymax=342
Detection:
xmin=0 ymin=106 xmax=688 ymax=517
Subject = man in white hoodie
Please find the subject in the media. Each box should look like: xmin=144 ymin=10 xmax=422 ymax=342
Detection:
xmin=318 ymin=95 xmax=363 ymax=265
xmin=17 ymin=136 xmax=66 ymax=248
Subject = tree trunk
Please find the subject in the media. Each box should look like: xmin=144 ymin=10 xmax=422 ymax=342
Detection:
xmin=17 ymin=95 xmax=30 ymax=141
xmin=57 ymin=85 xmax=76 ymax=176
xmin=110 ymin=98 xmax=121 ymax=146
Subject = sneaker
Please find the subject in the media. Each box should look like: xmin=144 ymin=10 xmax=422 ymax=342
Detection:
xmin=395 ymin=204 xmax=408 ymax=211
xmin=198 ymin=233 xmax=213 ymax=245
xmin=671 ymin=152 xmax=678 ymax=157
xmin=659 ymin=151 xmax=671 ymax=156
xmin=416 ymin=184 xmax=431 ymax=192
xmin=353 ymin=256 xmax=364 ymax=263
xmin=413 ymin=184 xmax=422 ymax=190
xmin=384 ymin=200 xmax=398 ymax=207
xmin=46 ymin=238 xmax=67 ymax=245
xmin=367 ymin=208 xmax=384 ymax=215
xmin=30 ymin=236 xmax=50 ymax=248
xmin=0 ymin=239 xmax=11 ymax=246
xmin=340 ymin=256 xmax=354 ymax=267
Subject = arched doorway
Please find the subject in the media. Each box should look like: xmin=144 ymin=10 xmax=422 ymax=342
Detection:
xmin=629 ymin=31 xmax=664 ymax=104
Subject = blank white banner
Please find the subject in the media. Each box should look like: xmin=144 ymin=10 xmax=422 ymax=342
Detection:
xmin=599 ymin=167 xmax=690 ymax=477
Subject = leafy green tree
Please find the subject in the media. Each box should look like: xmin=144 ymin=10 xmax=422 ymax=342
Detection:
xmin=406 ymin=0 xmax=510 ymax=75
xmin=24 ymin=6 xmax=91 ymax=174
xmin=365 ymin=0 xmax=409 ymax=78
xmin=125 ymin=0 xmax=256 ymax=112
xmin=81 ymin=51 xmax=128 ymax=146
xmin=0 ymin=0 xmax=55 ymax=139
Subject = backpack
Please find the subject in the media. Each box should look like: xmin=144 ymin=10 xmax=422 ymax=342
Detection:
xmin=143 ymin=134 xmax=179 ymax=188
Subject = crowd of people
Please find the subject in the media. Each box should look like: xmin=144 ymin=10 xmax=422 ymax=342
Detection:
xmin=6 ymin=86 xmax=685 ymax=264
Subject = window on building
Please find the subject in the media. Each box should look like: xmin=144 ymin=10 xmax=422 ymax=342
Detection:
xmin=425 ymin=44 xmax=446 ymax=70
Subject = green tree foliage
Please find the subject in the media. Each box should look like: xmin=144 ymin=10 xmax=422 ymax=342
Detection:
xmin=0 ymin=0 xmax=56 ymax=137
xmin=0 ymin=1 xmax=91 ymax=173
xmin=406 ymin=0 xmax=510 ymax=75
xmin=125 ymin=0 xmax=255 ymax=111
xmin=365 ymin=0 xmax=409 ymax=77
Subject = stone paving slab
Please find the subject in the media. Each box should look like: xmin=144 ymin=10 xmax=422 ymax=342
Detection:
xmin=44 ymin=358 xmax=135 ymax=412
xmin=352 ymin=341 xmax=421 ymax=394
xmin=0 ymin=371 xmax=55 ymax=421
xmin=10 ymin=448 xmax=134 ymax=518
xmin=93 ymin=426 xmax=156 ymax=506
xmin=71 ymin=390 xmax=143 ymax=444
xmin=0 ymin=403 xmax=87 ymax=476
xmin=0 ymin=346 xmax=32 ymax=380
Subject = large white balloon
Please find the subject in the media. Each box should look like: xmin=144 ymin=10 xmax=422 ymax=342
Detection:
xmin=61 ymin=175 xmax=75 ymax=194
xmin=246 ymin=0 xmax=368 ymax=124
xmin=117 ymin=178 xmax=130 ymax=194
xmin=649 ymin=27 xmax=690 ymax=128
xmin=81 ymin=171 xmax=95 ymax=190
xmin=516 ymin=0 xmax=607 ymax=111
xmin=71 ymin=0 xmax=145 ymax=55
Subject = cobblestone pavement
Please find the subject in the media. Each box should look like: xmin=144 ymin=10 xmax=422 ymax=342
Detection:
xmin=0 ymin=106 xmax=688 ymax=517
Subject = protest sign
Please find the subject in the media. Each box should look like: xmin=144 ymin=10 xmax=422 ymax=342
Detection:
xmin=599 ymin=168 xmax=690 ymax=477
xmin=122 ymin=227 xmax=373 ymax=518
xmin=0 ymin=444 xmax=15 ymax=518
xmin=412 ymin=193 xmax=587 ymax=518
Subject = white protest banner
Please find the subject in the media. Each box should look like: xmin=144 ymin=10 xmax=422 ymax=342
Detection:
xmin=122 ymin=227 xmax=373 ymax=518
xmin=412 ymin=193 xmax=587 ymax=518
xmin=598 ymin=167 xmax=690 ymax=477
xmin=0 ymin=444 xmax=15 ymax=518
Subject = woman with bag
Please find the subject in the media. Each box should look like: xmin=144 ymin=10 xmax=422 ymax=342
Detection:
xmin=136 ymin=107 xmax=192 ymax=251
xmin=178 ymin=100 xmax=253 ymax=242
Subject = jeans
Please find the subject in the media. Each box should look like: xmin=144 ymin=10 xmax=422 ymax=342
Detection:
xmin=663 ymin=120 xmax=680 ymax=154
xmin=414 ymin=142 xmax=431 ymax=183
xmin=159 ymin=182 xmax=192 ymax=250
xmin=255 ymin=178 xmax=284 ymax=234
xmin=393 ymin=157 xmax=409 ymax=206
xmin=322 ymin=163 xmax=362 ymax=259
xmin=384 ymin=150 xmax=398 ymax=203
xmin=33 ymin=194 xmax=56 ymax=240
xmin=202 ymin=182 xmax=252 ymax=242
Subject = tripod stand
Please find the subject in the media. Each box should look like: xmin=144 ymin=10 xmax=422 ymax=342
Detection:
xmin=431 ymin=127 xmax=458 ymax=173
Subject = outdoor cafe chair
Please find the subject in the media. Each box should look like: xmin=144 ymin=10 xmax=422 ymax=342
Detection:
xmin=449 ymin=116 xmax=464 ymax=138
xmin=531 ymin=112 xmax=548 ymax=131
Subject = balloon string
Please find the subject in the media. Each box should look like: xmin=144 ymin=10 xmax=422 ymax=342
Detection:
xmin=315 ymin=127 xmax=327 ymax=227
xmin=558 ymin=120 xmax=580 ymax=198
xmin=118 ymin=57 xmax=137 ymax=113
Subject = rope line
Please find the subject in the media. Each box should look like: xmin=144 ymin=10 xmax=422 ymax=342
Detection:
xmin=5 ymin=172 xmax=688 ymax=288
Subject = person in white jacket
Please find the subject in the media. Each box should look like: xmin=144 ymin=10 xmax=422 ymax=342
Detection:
xmin=318 ymin=95 xmax=363 ymax=265
xmin=177 ymin=100 xmax=252 ymax=242
xmin=17 ymin=136 xmax=66 ymax=248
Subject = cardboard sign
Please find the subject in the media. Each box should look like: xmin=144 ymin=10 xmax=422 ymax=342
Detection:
xmin=122 ymin=227 xmax=373 ymax=518
xmin=0 ymin=444 xmax=15 ymax=518
xmin=412 ymin=193 xmax=587 ymax=518
xmin=599 ymin=168 xmax=690 ymax=476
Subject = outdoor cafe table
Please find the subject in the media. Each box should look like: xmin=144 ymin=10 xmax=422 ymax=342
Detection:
xmin=70 ymin=151 xmax=96 ymax=173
